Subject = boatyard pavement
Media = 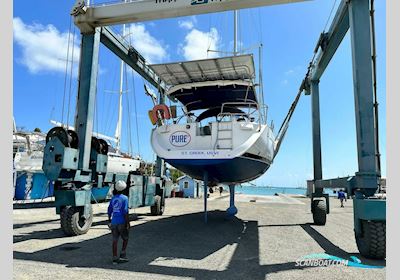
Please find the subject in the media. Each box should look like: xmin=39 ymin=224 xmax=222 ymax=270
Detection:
xmin=13 ymin=193 xmax=386 ymax=280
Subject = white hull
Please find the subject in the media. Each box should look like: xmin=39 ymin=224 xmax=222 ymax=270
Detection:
xmin=14 ymin=151 xmax=44 ymax=172
xmin=107 ymin=153 xmax=141 ymax=174
xmin=13 ymin=151 xmax=141 ymax=175
xmin=151 ymin=119 xmax=275 ymax=184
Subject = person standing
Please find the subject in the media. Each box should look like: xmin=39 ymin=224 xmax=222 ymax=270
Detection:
xmin=108 ymin=180 xmax=130 ymax=264
xmin=337 ymin=189 xmax=347 ymax=208
xmin=165 ymin=166 xmax=171 ymax=181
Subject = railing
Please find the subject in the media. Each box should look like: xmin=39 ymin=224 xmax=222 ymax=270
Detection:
xmin=260 ymin=104 xmax=269 ymax=125
xmin=165 ymin=100 xmax=268 ymax=125
xmin=218 ymin=101 xmax=266 ymax=128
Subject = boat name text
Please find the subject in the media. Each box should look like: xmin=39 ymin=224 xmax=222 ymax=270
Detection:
xmin=180 ymin=151 xmax=219 ymax=156
xmin=170 ymin=131 xmax=191 ymax=147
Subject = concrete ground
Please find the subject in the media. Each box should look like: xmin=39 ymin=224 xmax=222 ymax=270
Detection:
xmin=13 ymin=193 xmax=386 ymax=280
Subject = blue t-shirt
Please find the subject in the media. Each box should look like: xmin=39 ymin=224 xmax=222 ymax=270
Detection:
xmin=108 ymin=194 xmax=129 ymax=225
xmin=338 ymin=191 xmax=346 ymax=199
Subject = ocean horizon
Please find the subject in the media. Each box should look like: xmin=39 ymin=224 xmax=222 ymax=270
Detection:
xmin=233 ymin=185 xmax=336 ymax=196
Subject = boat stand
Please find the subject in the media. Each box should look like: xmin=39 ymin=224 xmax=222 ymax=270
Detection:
xmin=226 ymin=184 xmax=238 ymax=218
xmin=203 ymin=171 xmax=208 ymax=223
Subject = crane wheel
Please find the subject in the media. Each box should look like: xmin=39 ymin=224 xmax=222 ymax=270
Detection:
xmin=356 ymin=220 xmax=386 ymax=259
xmin=312 ymin=199 xmax=327 ymax=225
xmin=60 ymin=206 xmax=93 ymax=236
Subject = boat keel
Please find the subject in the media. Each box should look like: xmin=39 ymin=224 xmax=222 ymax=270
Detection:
xmin=226 ymin=184 xmax=238 ymax=218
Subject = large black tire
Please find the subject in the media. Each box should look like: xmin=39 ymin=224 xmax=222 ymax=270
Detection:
xmin=160 ymin=196 xmax=165 ymax=215
xmin=150 ymin=195 xmax=164 ymax=216
xmin=60 ymin=207 xmax=71 ymax=235
xmin=356 ymin=220 xmax=386 ymax=259
xmin=312 ymin=199 xmax=327 ymax=225
xmin=60 ymin=206 xmax=93 ymax=236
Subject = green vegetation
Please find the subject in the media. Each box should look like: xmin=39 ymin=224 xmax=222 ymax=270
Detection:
xmin=170 ymin=168 xmax=184 ymax=183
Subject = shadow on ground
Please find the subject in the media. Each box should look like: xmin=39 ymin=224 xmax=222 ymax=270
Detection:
xmin=13 ymin=212 xmax=110 ymax=230
xmin=13 ymin=201 xmax=55 ymax=210
xmin=14 ymin=211 xmax=385 ymax=280
xmin=13 ymin=213 xmax=145 ymax=244
xmin=259 ymin=223 xmax=386 ymax=267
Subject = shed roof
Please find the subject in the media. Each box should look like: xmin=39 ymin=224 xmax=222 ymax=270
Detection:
xmin=177 ymin=175 xmax=190 ymax=181
xmin=177 ymin=175 xmax=202 ymax=183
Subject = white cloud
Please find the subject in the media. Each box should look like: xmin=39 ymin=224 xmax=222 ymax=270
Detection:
xmin=178 ymin=16 xmax=197 ymax=30
xmin=13 ymin=17 xmax=80 ymax=75
xmin=125 ymin=23 xmax=167 ymax=64
xmin=179 ymin=20 xmax=194 ymax=30
xmin=179 ymin=28 xmax=220 ymax=61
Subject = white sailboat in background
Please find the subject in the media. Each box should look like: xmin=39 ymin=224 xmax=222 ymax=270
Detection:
xmin=13 ymin=132 xmax=46 ymax=173
xmin=13 ymin=118 xmax=52 ymax=200
xmin=13 ymin=19 xmax=142 ymax=200
xmin=106 ymin=20 xmax=142 ymax=175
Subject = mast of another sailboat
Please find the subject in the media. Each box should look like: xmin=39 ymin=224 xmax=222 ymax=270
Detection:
xmin=233 ymin=10 xmax=238 ymax=55
xmin=115 ymin=25 xmax=124 ymax=154
xmin=115 ymin=0 xmax=128 ymax=154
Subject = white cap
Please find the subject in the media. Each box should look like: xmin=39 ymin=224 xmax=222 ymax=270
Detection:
xmin=115 ymin=180 xmax=127 ymax=191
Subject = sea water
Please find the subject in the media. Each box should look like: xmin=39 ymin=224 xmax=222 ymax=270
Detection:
xmin=235 ymin=185 xmax=335 ymax=196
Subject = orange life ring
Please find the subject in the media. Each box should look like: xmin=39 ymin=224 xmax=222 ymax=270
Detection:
xmin=152 ymin=104 xmax=171 ymax=120
xmin=151 ymin=104 xmax=171 ymax=122
xmin=148 ymin=110 xmax=157 ymax=125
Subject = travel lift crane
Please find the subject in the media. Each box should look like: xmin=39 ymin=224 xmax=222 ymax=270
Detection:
xmin=43 ymin=0 xmax=310 ymax=236
xmin=41 ymin=0 xmax=385 ymax=259
xmin=301 ymin=0 xmax=386 ymax=259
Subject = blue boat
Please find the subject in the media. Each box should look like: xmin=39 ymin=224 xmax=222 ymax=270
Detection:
xmin=14 ymin=172 xmax=54 ymax=200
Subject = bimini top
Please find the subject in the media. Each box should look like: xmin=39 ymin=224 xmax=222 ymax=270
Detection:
xmin=149 ymin=54 xmax=258 ymax=111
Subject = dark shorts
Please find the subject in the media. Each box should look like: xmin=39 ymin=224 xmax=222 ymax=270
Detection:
xmin=111 ymin=224 xmax=129 ymax=241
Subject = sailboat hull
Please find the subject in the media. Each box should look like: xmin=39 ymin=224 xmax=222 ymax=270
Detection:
xmin=151 ymin=120 xmax=275 ymax=185
xmin=166 ymin=156 xmax=270 ymax=185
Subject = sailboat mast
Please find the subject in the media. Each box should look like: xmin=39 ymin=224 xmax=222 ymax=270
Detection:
xmin=116 ymin=23 xmax=125 ymax=154
xmin=233 ymin=10 xmax=238 ymax=55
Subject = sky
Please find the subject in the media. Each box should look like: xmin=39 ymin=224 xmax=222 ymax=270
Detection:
xmin=13 ymin=0 xmax=386 ymax=187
